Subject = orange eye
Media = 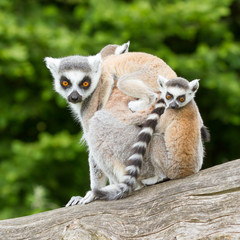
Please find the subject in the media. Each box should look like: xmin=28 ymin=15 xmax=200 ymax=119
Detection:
xmin=166 ymin=94 xmax=172 ymax=100
xmin=63 ymin=81 xmax=69 ymax=86
xmin=82 ymin=81 xmax=89 ymax=87
xmin=179 ymin=97 xmax=185 ymax=102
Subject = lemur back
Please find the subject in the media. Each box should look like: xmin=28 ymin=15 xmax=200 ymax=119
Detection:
xmin=99 ymin=52 xmax=177 ymax=111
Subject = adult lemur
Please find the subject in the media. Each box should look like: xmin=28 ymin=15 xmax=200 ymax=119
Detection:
xmin=45 ymin=42 xmax=207 ymax=205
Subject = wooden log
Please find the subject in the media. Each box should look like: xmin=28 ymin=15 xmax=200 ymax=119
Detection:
xmin=1 ymin=159 xmax=240 ymax=240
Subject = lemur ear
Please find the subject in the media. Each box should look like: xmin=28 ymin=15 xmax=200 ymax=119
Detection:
xmin=157 ymin=75 xmax=168 ymax=90
xmin=88 ymin=53 xmax=102 ymax=73
xmin=44 ymin=57 xmax=61 ymax=77
xmin=115 ymin=41 xmax=130 ymax=55
xmin=189 ymin=79 xmax=200 ymax=92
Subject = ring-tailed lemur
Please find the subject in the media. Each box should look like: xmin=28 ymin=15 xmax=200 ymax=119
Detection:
xmin=45 ymin=44 xmax=207 ymax=205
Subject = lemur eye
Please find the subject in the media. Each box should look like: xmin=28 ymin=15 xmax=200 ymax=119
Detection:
xmin=62 ymin=81 xmax=69 ymax=86
xmin=82 ymin=81 xmax=89 ymax=87
xmin=79 ymin=76 xmax=91 ymax=89
xmin=60 ymin=76 xmax=71 ymax=88
xmin=166 ymin=94 xmax=172 ymax=100
xmin=178 ymin=96 xmax=185 ymax=102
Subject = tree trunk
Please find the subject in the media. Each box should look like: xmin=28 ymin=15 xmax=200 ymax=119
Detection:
xmin=1 ymin=159 xmax=240 ymax=240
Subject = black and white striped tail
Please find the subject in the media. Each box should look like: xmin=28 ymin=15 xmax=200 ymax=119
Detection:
xmin=94 ymin=98 xmax=166 ymax=201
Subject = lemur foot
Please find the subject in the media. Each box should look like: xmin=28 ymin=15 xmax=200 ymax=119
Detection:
xmin=128 ymin=93 xmax=158 ymax=112
xmin=141 ymin=176 xmax=160 ymax=185
xmin=141 ymin=175 xmax=168 ymax=186
xmin=65 ymin=191 xmax=95 ymax=206
xmin=128 ymin=100 xmax=148 ymax=112
xmin=66 ymin=196 xmax=83 ymax=207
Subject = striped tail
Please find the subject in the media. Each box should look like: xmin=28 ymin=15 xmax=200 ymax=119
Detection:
xmin=93 ymin=98 xmax=166 ymax=201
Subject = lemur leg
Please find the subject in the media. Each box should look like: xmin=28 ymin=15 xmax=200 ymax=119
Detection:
xmin=92 ymin=156 xmax=143 ymax=201
xmin=66 ymin=155 xmax=108 ymax=206
xmin=88 ymin=155 xmax=108 ymax=189
xmin=117 ymin=72 xmax=158 ymax=112
xmin=85 ymin=110 xmax=146 ymax=200
xmin=141 ymin=133 xmax=168 ymax=185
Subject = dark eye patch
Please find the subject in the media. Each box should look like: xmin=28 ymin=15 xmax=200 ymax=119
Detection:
xmin=166 ymin=92 xmax=173 ymax=100
xmin=60 ymin=76 xmax=72 ymax=89
xmin=79 ymin=76 xmax=91 ymax=89
xmin=177 ymin=94 xmax=186 ymax=102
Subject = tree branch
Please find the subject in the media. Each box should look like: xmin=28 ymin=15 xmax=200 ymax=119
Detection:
xmin=1 ymin=159 xmax=240 ymax=240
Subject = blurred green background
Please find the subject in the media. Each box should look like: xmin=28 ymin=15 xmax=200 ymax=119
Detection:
xmin=0 ymin=0 xmax=239 ymax=220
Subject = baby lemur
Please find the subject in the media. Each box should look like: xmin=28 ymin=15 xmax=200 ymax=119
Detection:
xmin=45 ymin=42 xmax=208 ymax=205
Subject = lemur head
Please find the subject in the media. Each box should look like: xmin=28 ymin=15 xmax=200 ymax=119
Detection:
xmin=158 ymin=75 xmax=199 ymax=109
xmin=44 ymin=54 xmax=102 ymax=104
xmin=100 ymin=41 xmax=130 ymax=59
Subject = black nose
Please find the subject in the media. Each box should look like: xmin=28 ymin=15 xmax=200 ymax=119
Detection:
xmin=169 ymin=102 xmax=179 ymax=109
xmin=68 ymin=91 xmax=82 ymax=103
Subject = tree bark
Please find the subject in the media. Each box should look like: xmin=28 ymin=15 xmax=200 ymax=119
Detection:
xmin=1 ymin=159 xmax=240 ymax=240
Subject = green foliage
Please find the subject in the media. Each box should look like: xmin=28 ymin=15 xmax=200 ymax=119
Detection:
xmin=0 ymin=131 xmax=89 ymax=219
xmin=0 ymin=0 xmax=239 ymax=219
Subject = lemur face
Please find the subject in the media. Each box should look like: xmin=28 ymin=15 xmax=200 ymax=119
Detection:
xmin=45 ymin=54 xmax=102 ymax=104
xmin=158 ymin=75 xmax=199 ymax=109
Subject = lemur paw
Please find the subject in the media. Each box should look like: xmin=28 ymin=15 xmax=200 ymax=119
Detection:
xmin=80 ymin=191 xmax=95 ymax=204
xmin=65 ymin=191 xmax=95 ymax=207
xmin=141 ymin=176 xmax=159 ymax=186
xmin=142 ymin=175 xmax=168 ymax=186
xmin=65 ymin=196 xmax=83 ymax=207
xmin=128 ymin=93 xmax=158 ymax=112
xmin=149 ymin=92 xmax=158 ymax=104
xmin=128 ymin=100 xmax=150 ymax=112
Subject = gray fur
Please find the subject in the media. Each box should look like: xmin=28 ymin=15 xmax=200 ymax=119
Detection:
xmin=81 ymin=93 xmax=95 ymax=117
xmin=87 ymin=109 xmax=156 ymax=177
xmin=59 ymin=55 xmax=92 ymax=73
xmin=201 ymin=126 xmax=210 ymax=142
xmin=166 ymin=77 xmax=190 ymax=90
